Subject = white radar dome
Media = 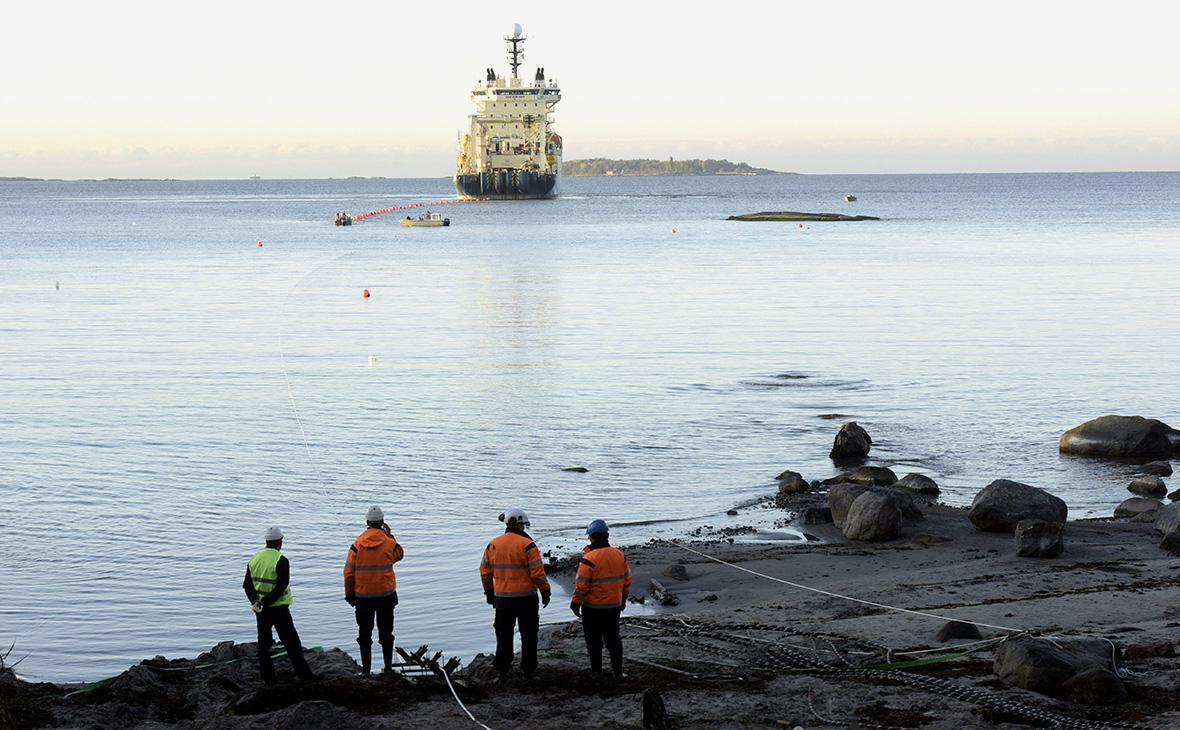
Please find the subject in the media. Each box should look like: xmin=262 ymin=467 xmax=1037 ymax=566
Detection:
xmin=512 ymin=23 xmax=523 ymax=38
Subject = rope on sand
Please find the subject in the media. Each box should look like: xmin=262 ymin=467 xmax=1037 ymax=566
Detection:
xmin=437 ymin=664 xmax=493 ymax=730
xmin=674 ymin=542 xmax=1025 ymax=633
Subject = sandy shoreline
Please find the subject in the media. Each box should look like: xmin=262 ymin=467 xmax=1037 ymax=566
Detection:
xmin=6 ymin=476 xmax=1180 ymax=729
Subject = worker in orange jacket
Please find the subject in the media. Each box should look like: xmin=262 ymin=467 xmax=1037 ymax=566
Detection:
xmin=570 ymin=519 xmax=632 ymax=677
xmin=480 ymin=508 xmax=551 ymax=681
xmin=343 ymin=505 xmax=404 ymax=676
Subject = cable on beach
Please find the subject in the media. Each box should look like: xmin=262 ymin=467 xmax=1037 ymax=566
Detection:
xmin=674 ymin=541 xmax=1026 ymax=633
xmin=437 ymin=664 xmax=494 ymax=730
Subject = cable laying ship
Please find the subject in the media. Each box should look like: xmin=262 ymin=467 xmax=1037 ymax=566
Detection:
xmin=454 ymin=24 xmax=562 ymax=200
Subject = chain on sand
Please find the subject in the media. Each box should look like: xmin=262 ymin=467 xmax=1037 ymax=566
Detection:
xmin=622 ymin=618 xmax=1131 ymax=730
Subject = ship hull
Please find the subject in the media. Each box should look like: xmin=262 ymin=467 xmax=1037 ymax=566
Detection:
xmin=454 ymin=171 xmax=558 ymax=200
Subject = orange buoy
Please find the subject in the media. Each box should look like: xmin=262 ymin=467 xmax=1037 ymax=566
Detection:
xmin=362 ymin=289 xmax=370 ymax=298
xmin=672 ymin=228 xmax=677 ymax=233
xmin=257 ymin=241 xmax=263 ymax=246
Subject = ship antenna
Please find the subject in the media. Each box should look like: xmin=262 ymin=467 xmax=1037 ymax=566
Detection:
xmin=504 ymin=23 xmax=525 ymax=79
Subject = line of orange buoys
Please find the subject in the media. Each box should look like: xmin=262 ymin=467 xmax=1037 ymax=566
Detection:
xmin=350 ymin=196 xmax=492 ymax=223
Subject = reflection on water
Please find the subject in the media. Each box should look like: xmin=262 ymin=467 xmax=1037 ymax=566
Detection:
xmin=1 ymin=172 xmax=1178 ymax=681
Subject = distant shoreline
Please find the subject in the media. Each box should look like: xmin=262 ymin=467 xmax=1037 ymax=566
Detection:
xmin=4 ymin=170 xmax=1176 ymax=183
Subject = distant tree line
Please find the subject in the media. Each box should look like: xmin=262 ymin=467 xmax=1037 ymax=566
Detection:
xmin=563 ymin=158 xmax=786 ymax=176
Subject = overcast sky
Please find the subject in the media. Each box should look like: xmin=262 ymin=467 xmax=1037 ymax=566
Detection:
xmin=3 ymin=0 xmax=1178 ymax=178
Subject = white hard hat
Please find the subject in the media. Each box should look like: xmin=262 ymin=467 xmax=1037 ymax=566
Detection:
xmin=264 ymin=526 xmax=284 ymax=541
xmin=500 ymin=508 xmax=529 ymax=526
xmin=366 ymin=505 xmax=384 ymax=522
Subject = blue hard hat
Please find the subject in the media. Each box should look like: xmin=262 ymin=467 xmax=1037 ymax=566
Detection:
xmin=586 ymin=519 xmax=609 ymax=536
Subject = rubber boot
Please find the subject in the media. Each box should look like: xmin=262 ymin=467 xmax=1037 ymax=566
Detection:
xmin=359 ymin=643 xmax=372 ymax=676
xmin=381 ymin=641 xmax=394 ymax=673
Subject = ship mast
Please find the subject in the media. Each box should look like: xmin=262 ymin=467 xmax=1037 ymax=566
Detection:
xmin=504 ymin=23 xmax=525 ymax=79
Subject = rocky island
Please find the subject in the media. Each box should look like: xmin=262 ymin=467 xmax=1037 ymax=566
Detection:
xmin=564 ymin=158 xmax=788 ymax=176
xmin=729 ymin=211 xmax=881 ymax=222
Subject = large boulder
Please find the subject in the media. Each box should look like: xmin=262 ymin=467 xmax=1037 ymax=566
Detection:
xmin=1114 ymin=497 xmax=1162 ymax=519
xmin=994 ymin=636 xmax=1125 ymax=703
xmin=1142 ymin=460 xmax=1174 ymax=477
xmin=1014 ymin=519 xmax=1064 ymax=558
xmin=828 ymin=483 xmax=869 ymax=528
xmin=824 ymin=466 xmax=898 ymax=487
xmin=1059 ymin=415 xmax=1175 ymax=458
xmin=842 ymin=491 xmax=901 ymax=541
xmin=895 ymin=473 xmax=940 ymax=496
xmin=828 ymin=483 xmax=922 ymax=528
xmin=1128 ymin=475 xmax=1167 ymax=497
xmin=968 ymin=480 xmax=1067 ymax=533
xmin=1153 ymin=501 xmax=1180 ymax=535
xmin=829 ymin=422 xmax=872 ymax=460
xmin=1153 ymin=419 xmax=1180 ymax=452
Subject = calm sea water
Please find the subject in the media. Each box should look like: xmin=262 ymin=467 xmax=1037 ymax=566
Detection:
xmin=1 ymin=172 xmax=1178 ymax=682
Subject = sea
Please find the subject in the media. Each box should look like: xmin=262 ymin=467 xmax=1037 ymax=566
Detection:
xmin=1 ymin=172 xmax=1178 ymax=682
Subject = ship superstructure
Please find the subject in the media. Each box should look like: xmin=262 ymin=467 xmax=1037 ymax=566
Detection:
xmin=454 ymin=24 xmax=562 ymax=200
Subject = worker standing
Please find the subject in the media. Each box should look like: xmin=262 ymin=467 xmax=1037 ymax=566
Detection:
xmin=570 ymin=519 xmax=632 ymax=677
xmin=343 ymin=505 xmax=404 ymax=676
xmin=242 ymin=527 xmax=318 ymax=684
xmin=480 ymin=508 xmax=551 ymax=682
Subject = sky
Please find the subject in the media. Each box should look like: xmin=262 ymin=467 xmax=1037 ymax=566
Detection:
xmin=2 ymin=0 xmax=1178 ymax=178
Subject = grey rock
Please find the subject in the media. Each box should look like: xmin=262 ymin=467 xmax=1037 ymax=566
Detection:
xmin=800 ymin=507 xmax=833 ymax=525
xmin=1169 ymin=489 xmax=1180 ymax=502
xmin=1061 ymin=668 xmax=1128 ymax=706
xmin=828 ymin=482 xmax=922 ymax=529
xmin=1131 ymin=507 xmax=1163 ymax=523
xmin=775 ymin=469 xmax=803 ymax=482
xmin=1160 ymin=531 xmax=1180 ymax=556
xmin=777 ymin=474 xmax=810 ymax=494
xmin=896 ymin=473 xmax=940 ymax=496
xmin=662 ymin=563 xmax=689 ymax=581
xmin=829 ymin=421 xmax=872 ymax=460
xmin=1153 ymin=501 xmax=1180 ymax=535
xmin=993 ymin=636 xmax=1124 ymax=701
xmin=828 ymin=483 xmax=870 ymax=528
xmin=968 ymin=479 xmax=1068 ymax=533
xmin=1014 ymin=519 xmax=1063 ymax=558
xmin=936 ymin=620 xmax=983 ymax=642
xmin=562 ymin=466 xmax=589 ymax=473
xmin=824 ymin=466 xmax=898 ymax=487
xmin=1059 ymin=415 xmax=1175 ymax=459
xmin=1128 ymin=475 xmax=1167 ymax=497
xmin=841 ymin=491 xmax=901 ymax=542
xmin=1114 ymin=497 xmax=1163 ymax=518
xmin=1143 ymin=460 xmax=1174 ymax=477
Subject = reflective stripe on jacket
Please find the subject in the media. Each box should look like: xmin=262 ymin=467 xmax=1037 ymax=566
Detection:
xmin=480 ymin=531 xmax=550 ymax=598
xmin=344 ymin=527 xmax=404 ymax=600
xmin=572 ymin=545 xmax=631 ymax=609
xmin=248 ymin=547 xmax=292 ymax=607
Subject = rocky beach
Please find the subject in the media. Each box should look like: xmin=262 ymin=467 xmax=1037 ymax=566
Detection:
xmin=4 ymin=416 xmax=1180 ymax=729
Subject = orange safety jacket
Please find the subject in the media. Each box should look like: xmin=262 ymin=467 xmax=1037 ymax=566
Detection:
xmin=344 ymin=527 xmax=404 ymax=600
xmin=480 ymin=531 xmax=550 ymax=599
xmin=572 ymin=544 xmax=632 ymax=609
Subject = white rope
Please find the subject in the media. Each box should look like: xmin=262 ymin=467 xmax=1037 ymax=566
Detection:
xmin=438 ymin=665 xmax=494 ymax=730
xmin=675 ymin=542 xmax=1025 ymax=634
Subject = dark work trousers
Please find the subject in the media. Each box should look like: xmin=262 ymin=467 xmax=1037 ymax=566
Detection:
xmin=355 ymin=595 xmax=396 ymax=672
xmin=493 ymin=597 xmax=540 ymax=676
xmin=255 ymin=605 xmax=314 ymax=682
xmin=581 ymin=606 xmax=623 ymax=675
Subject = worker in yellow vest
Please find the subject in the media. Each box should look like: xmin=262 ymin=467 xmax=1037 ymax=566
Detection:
xmin=243 ymin=526 xmax=318 ymax=684
xmin=480 ymin=508 xmax=551 ymax=682
xmin=570 ymin=519 xmax=632 ymax=677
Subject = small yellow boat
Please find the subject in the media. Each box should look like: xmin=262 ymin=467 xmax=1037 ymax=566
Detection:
xmin=399 ymin=211 xmax=450 ymax=227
